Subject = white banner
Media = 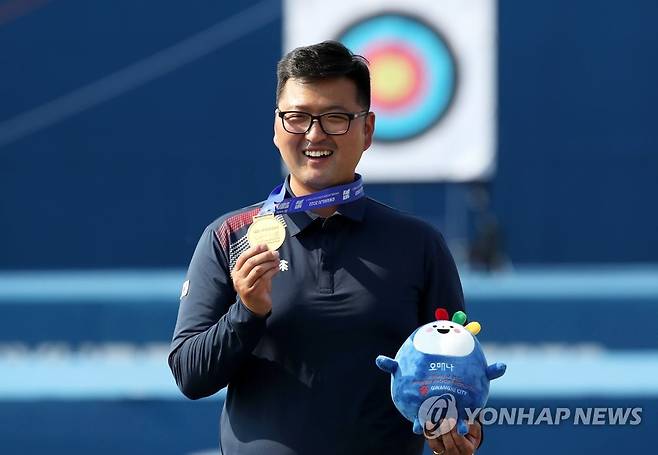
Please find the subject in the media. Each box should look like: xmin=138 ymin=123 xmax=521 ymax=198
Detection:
xmin=284 ymin=0 xmax=496 ymax=182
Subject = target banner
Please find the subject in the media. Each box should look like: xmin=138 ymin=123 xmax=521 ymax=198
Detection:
xmin=284 ymin=0 xmax=496 ymax=182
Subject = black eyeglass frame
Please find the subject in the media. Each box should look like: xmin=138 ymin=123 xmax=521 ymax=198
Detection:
xmin=275 ymin=108 xmax=369 ymax=135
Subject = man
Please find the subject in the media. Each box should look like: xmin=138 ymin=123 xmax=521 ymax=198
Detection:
xmin=169 ymin=41 xmax=481 ymax=455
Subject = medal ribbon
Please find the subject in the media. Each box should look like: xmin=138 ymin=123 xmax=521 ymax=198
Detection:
xmin=259 ymin=174 xmax=365 ymax=215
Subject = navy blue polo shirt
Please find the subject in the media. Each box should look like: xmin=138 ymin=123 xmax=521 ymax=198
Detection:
xmin=169 ymin=178 xmax=465 ymax=455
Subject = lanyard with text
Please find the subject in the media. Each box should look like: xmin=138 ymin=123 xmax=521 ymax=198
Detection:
xmin=247 ymin=174 xmax=365 ymax=250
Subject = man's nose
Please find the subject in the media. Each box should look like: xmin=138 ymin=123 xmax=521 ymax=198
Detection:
xmin=305 ymin=119 xmax=328 ymax=141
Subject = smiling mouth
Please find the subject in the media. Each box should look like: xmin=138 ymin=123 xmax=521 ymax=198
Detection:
xmin=303 ymin=150 xmax=333 ymax=158
xmin=437 ymin=328 xmax=450 ymax=334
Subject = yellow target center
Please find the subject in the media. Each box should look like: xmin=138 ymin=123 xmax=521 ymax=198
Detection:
xmin=371 ymin=54 xmax=415 ymax=103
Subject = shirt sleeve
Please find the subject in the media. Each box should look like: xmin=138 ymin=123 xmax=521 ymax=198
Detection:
xmin=419 ymin=226 xmax=465 ymax=323
xmin=168 ymin=224 xmax=269 ymax=400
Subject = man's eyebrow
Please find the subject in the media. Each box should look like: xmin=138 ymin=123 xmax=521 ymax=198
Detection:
xmin=284 ymin=104 xmax=351 ymax=112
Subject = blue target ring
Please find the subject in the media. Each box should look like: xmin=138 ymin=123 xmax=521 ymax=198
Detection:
xmin=339 ymin=14 xmax=457 ymax=142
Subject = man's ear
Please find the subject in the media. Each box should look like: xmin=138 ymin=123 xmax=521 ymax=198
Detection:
xmin=273 ymin=116 xmax=281 ymax=150
xmin=363 ymin=111 xmax=376 ymax=151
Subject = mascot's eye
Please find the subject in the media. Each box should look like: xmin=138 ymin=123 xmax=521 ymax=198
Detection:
xmin=450 ymin=325 xmax=454 ymax=328
xmin=432 ymin=325 xmax=437 ymax=328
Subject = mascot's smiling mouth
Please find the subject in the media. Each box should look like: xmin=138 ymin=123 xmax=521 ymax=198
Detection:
xmin=437 ymin=328 xmax=450 ymax=334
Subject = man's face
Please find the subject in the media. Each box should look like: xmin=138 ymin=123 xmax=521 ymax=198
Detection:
xmin=273 ymin=77 xmax=375 ymax=194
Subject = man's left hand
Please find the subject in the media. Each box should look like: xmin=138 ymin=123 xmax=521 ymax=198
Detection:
xmin=426 ymin=419 xmax=481 ymax=455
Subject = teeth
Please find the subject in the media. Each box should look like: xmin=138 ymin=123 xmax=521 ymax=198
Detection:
xmin=304 ymin=150 xmax=332 ymax=158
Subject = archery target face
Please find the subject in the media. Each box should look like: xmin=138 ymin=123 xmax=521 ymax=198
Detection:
xmin=339 ymin=14 xmax=457 ymax=142
xmin=284 ymin=0 xmax=496 ymax=182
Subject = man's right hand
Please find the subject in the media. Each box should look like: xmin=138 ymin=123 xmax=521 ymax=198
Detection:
xmin=232 ymin=244 xmax=280 ymax=317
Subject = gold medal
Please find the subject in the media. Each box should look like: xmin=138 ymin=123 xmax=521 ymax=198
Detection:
xmin=247 ymin=214 xmax=286 ymax=250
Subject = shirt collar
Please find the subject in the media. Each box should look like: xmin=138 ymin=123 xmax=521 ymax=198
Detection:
xmin=282 ymin=175 xmax=367 ymax=236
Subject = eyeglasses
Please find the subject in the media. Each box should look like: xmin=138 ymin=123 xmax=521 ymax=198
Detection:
xmin=276 ymin=108 xmax=369 ymax=135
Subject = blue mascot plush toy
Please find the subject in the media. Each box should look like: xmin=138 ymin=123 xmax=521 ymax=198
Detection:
xmin=376 ymin=308 xmax=506 ymax=437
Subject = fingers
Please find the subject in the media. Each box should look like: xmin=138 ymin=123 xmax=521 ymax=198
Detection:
xmin=464 ymin=433 xmax=477 ymax=448
xmin=243 ymin=257 xmax=279 ymax=289
xmin=259 ymin=267 xmax=279 ymax=293
xmin=233 ymin=245 xmax=265 ymax=270
xmin=426 ymin=436 xmax=445 ymax=453
xmin=231 ymin=244 xmax=281 ymax=316
xmin=234 ymin=244 xmax=272 ymax=272
xmin=427 ymin=419 xmax=481 ymax=454
xmin=425 ymin=419 xmax=447 ymax=454
xmin=465 ymin=420 xmax=482 ymax=449
xmin=441 ymin=429 xmax=456 ymax=453
xmin=441 ymin=423 xmax=476 ymax=455
xmin=234 ymin=245 xmax=279 ymax=276
xmin=233 ymin=244 xmax=263 ymax=271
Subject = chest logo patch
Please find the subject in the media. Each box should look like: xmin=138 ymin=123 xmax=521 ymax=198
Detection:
xmin=279 ymin=260 xmax=289 ymax=272
xmin=180 ymin=280 xmax=190 ymax=299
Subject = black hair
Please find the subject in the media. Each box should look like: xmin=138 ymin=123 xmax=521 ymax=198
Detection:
xmin=276 ymin=40 xmax=371 ymax=110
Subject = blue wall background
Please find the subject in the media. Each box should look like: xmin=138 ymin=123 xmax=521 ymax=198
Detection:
xmin=494 ymin=0 xmax=658 ymax=263
xmin=1 ymin=0 xmax=657 ymax=269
